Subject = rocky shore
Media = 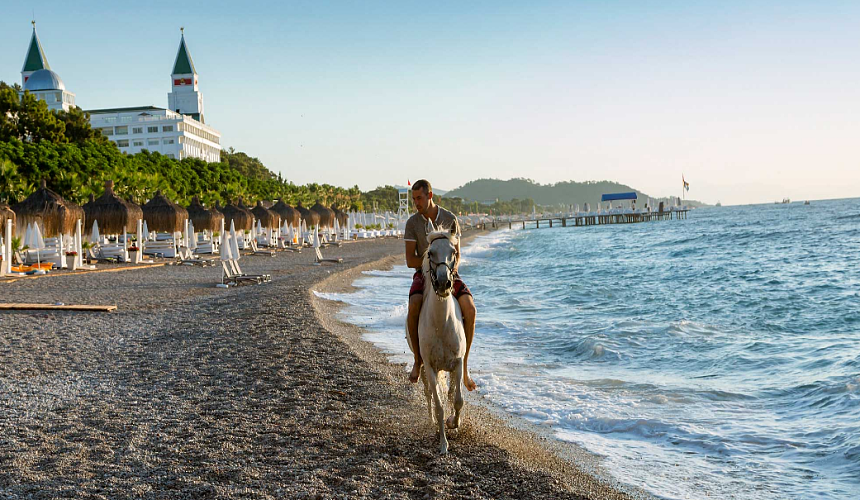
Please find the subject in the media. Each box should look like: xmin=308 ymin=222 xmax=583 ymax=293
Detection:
xmin=0 ymin=236 xmax=635 ymax=499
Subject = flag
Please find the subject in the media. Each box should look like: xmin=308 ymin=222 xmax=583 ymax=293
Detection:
xmin=683 ymin=175 xmax=690 ymax=192
xmin=407 ymin=179 xmax=411 ymax=186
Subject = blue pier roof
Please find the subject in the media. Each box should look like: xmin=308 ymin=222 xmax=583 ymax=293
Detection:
xmin=601 ymin=192 xmax=638 ymax=201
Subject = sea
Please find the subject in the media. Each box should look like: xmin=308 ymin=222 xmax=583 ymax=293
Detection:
xmin=315 ymin=199 xmax=860 ymax=500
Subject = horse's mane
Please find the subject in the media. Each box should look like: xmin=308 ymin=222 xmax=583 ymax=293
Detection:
xmin=422 ymin=229 xmax=460 ymax=276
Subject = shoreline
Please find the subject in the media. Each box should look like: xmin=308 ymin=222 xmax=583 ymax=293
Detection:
xmin=310 ymin=230 xmax=645 ymax=499
xmin=0 ymin=233 xmax=639 ymax=498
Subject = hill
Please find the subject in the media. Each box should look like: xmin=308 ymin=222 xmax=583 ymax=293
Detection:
xmin=446 ymin=178 xmax=706 ymax=208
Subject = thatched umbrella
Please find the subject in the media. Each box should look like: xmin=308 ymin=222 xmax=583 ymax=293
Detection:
xmin=296 ymin=202 xmax=319 ymax=227
xmin=11 ymin=179 xmax=85 ymax=237
xmin=220 ymin=198 xmax=254 ymax=231
xmin=186 ymin=196 xmax=224 ymax=232
xmin=142 ymin=190 xmax=189 ymax=233
xmin=0 ymin=203 xmax=15 ymax=232
xmin=82 ymin=180 xmax=143 ymax=235
xmin=271 ymin=199 xmax=300 ymax=228
xmin=331 ymin=204 xmax=348 ymax=228
xmin=310 ymin=202 xmax=334 ymax=229
xmin=251 ymin=200 xmax=280 ymax=230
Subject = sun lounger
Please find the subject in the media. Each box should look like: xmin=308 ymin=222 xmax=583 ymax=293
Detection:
xmin=220 ymin=261 xmax=263 ymax=285
xmin=249 ymin=240 xmax=275 ymax=256
xmin=230 ymin=259 xmax=271 ymax=282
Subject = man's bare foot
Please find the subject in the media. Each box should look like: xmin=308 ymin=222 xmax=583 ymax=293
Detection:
xmin=409 ymin=362 xmax=422 ymax=383
xmin=464 ymin=373 xmax=477 ymax=391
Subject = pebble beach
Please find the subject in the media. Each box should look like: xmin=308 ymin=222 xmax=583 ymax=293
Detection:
xmin=0 ymin=236 xmax=635 ymax=499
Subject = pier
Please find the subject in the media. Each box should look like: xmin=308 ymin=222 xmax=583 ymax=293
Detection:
xmin=501 ymin=209 xmax=688 ymax=230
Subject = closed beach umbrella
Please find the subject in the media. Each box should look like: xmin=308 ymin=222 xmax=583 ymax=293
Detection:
xmin=251 ymin=200 xmax=280 ymax=230
xmin=220 ymin=198 xmax=254 ymax=231
xmin=142 ymin=190 xmax=189 ymax=233
xmin=271 ymin=198 xmax=300 ymax=228
xmin=83 ymin=180 xmax=143 ymax=235
xmin=0 ymin=203 xmax=16 ymax=233
xmin=90 ymin=220 xmax=101 ymax=245
xmin=296 ymin=202 xmax=319 ymax=227
xmin=229 ymin=220 xmax=241 ymax=261
xmin=186 ymin=196 xmax=224 ymax=232
xmin=12 ymin=179 xmax=84 ymax=238
xmin=220 ymin=230 xmax=232 ymax=261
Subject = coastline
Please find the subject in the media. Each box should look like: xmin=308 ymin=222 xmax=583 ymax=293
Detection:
xmin=310 ymin=230 xmax=643 ymax=499
xmin=0 ymin=233 xmax=637 ymax=498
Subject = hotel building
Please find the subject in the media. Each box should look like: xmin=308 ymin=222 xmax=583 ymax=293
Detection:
xmin=19 ymin=24 xmax=221 ymax=162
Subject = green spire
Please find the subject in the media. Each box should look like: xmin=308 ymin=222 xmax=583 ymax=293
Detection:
xmin=172 ymin=33 xmax=197 ymax=75
xmin=22 ymin=25 xmax=51 ymax=73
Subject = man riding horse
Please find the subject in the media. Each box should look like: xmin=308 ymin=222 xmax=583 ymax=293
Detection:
xmin=405 ymin=179 xmax=477 ymax=391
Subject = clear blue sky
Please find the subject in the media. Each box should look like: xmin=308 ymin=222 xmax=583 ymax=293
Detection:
xmin=2 ymin=1 xmax=859 ymax=205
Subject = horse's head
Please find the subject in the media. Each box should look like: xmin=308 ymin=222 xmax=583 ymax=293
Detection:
xmin=424 ymin=220 xmax=459 ymax=299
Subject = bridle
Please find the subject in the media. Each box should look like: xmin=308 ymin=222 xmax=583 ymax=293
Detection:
xmin=426 ymin=240 xmax=455 ymax=294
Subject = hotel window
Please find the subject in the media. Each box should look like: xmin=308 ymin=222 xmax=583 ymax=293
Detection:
xmin=177 ymin=123 xmax=184 ymax=132
xmin=115 ymin=126 xmax=128 ymax=135
xmin=147 ymin=126 xmax=158 ymax=133
xmin=166 ymin=154 xmax=175 ymax=159
xmin=178 ymin=136 xmax=184 ymax=144
xmin=132 ymin=127 xmax=143 ymax=134
xmin=105 ymin=117 xmax=117 ymax=123
xmin=120 ymin=116 xmax=132 ymax=123
xmin=101 ymin=128 xmax=113 ymax=136
xmin=147 ymin=139 xmax=159 ymax=146
xmin=132 ymin=140 xmax=144 ymax=147
xmin=163 ymin=138 xmax=175 ymax=145
xmin=116 ymin=139 xmax=129 ymax=147
xmin=163 ymin=125 xmax=174 ymax=132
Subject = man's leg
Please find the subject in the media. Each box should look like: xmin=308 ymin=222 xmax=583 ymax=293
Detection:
xmin=457 ymin=293 xmax=477 ymax=391
xmin=407 ymin=293 xmax=423 ymax=383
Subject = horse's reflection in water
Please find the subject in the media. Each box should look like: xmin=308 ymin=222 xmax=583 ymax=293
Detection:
xmin=406 ymin=221 xmax=467 ymax=455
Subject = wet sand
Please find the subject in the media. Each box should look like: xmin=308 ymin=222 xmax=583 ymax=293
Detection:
xmin=0 ymin=235 xmax=638 ymax=499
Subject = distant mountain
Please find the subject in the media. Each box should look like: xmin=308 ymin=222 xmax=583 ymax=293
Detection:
xmin=445 ymin=178 xmax=706 ymax=207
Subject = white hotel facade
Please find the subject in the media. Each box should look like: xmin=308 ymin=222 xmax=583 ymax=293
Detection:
xmin=20 ymin=24 xmax=221 ymax=162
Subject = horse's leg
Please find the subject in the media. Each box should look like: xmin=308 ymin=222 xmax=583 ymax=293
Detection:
xmin=420 ymin=365 xmax=434 ymax=426
xmin=446 ymin=359 xmax=465 ymax=430
xmin=424 ymin=368 xmax=448 ymax=455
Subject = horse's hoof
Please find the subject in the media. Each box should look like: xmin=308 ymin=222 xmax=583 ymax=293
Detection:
xmin=446 ymin=415 xmax=459 ymax=429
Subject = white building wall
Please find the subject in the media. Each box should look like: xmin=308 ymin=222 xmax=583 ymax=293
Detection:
xmin=88 ymin=108 xmax=221 ymax=162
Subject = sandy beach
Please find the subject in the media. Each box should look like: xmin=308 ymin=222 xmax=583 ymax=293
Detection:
xmin=0 ymin=235 xmax=636 ymax=499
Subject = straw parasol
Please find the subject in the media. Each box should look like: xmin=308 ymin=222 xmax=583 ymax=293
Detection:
xmin=330 ymin=204 xmax=348 ymax=228
xmin=271 ymin=198 xmax=300 ymax=228
xmin=11 ymin=179 xmax=85 ymax=237
xmin=0 ymin=202 xmax=16 ymax=232
xmin=142 ymin=190 xmax=189 ymax=233
xmin=220 ymin=197 xmax=254 ymax=231
xmin=186 ymin=196 xmax=224 ymax=232
xmin=296 ymin=202 xmax=319 ymax=227
xmin=310 ymin=202 xmax=334 ymax=228
xmin=82 ymin=180 xmax=143 ymax=235
xmin=251 ymin=200 xmax=280 ymax=229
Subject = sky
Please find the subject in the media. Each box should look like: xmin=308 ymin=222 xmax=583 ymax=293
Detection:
xmin=1 ymin=0 xmax=859 ymax=205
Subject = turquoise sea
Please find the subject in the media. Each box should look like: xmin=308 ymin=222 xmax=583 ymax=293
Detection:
xmin=317 ymin=199 xmax=860 ymax=499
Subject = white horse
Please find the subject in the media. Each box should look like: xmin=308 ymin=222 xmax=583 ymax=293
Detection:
xmin=406 ymin=221 xmax=467 ymax=454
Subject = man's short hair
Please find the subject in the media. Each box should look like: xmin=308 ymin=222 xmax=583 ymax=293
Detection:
xmin=412 ymin=179 xmax=431 ymax=194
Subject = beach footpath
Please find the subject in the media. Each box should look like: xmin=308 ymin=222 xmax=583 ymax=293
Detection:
xmin=0 ymin=235 xmax=633 ymax=499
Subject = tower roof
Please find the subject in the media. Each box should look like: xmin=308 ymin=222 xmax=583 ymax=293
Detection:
xmin=172 ymin=33 xmax=197 ymax=75
xmin=22 ymin=25 xmax=51 ymax=73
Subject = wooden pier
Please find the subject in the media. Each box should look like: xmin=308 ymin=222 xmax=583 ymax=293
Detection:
xmin=498 ymin=209 xmax=689 ymax=230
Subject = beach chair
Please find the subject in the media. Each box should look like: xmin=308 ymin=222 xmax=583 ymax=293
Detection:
xmin=230 ymin=259 xmax=271 ymax=282
xmin=249 ymin=239 xmax=275 ymax=257
xmin=220 ymin=260 xmax=264 ymax=285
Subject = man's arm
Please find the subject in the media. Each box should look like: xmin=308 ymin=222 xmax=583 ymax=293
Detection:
xmin=405 ymin=240 xmax=423 ymax=269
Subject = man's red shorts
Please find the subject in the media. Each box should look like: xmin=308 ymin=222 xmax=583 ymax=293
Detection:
xmin=409 ymin=270 xmax=472 ymax=299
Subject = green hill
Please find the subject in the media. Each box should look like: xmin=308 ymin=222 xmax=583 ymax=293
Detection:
xmin=446 ymin=178 xmax=706 ymax=208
